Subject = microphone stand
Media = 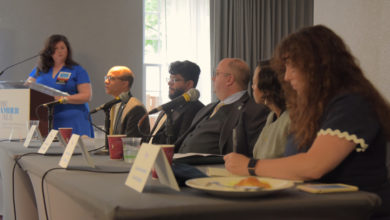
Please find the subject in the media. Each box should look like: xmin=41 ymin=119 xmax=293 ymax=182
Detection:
xmin=94 ymin=107 xmax=111 ymax=155
xmin=104 ymin=107 xmax=110 ymax=152
xmin=47 ymin=104 xmax=55 ymax=131
xmin=165 ymin=111 xmax=174 ymax=144
xmin=44 ymin=102 xmax=59 ymax=141
xmin=0 ymin=54 xmax=39 ymax=76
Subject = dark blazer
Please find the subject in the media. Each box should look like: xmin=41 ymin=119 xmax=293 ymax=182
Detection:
xmin=150 ymin=100 xmax=204 ymax=144
xmin=175 ymin=92 xmax=269 ymax=156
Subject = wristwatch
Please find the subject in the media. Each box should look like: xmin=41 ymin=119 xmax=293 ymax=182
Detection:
xmin=247 ymin=158 xmax=258 ymax=176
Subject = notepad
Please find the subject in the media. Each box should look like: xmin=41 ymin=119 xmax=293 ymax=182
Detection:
xmin=207 ymin=167 xmax=238 ymax=177
xmin=297 ymin=183 xmax=358 ymax=193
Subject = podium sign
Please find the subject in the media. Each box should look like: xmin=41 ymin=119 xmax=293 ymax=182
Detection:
xmin=0 ymin=89 xmax=30 ymax=139
xmin=0 ymin=81 xmax=53 ymax=139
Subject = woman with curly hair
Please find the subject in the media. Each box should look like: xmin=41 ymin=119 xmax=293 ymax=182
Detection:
xmin=251 ymin=60 xmax=290 ymax=159
xmin=224 ymin=25 xmax=390 ymax=218
xmin=26 ymin=34 xmax=94 ymax=137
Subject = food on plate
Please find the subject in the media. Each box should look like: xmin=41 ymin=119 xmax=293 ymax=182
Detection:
xmin=235 ymin=177 xmax=271 ymax=189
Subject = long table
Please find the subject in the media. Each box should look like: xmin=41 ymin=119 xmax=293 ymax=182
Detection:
xmin=0 ymin=141 xmax=382 ymax=220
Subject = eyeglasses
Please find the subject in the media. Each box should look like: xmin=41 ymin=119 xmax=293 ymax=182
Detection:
xmin=104 ymin=76 xmax=123 ymax=81
xmin=166 ymin=77 xmax=184 ymax=83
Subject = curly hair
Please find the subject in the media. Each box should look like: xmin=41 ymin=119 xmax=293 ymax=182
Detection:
xmin=256 ymin=60 xmax=286 ymax=112
xmin=169 ymin=60 xmax=201 ymax=87
xmin=37 ymin=34 xmax=78 ymax=74
xmin=272 ymin=25 xmax=390 ymax=149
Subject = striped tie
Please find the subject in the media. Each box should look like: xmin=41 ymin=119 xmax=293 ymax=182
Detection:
xmin=210 ymin=102 xmax=224 ymax=118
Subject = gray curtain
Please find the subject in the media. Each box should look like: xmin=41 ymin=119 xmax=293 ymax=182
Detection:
xmin=210 ymin=0 xmax=313 ymax=90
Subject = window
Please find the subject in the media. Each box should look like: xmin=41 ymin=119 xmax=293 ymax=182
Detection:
xmin=144 ymin=0 xmax=211 ymax=125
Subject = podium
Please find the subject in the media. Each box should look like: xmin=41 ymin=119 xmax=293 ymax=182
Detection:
xmin=0 ymin=81 xmax=67 ymax=139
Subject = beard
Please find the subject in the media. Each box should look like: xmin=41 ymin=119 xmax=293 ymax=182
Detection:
xmin=169 ymin=88 xmax=186 ymax=100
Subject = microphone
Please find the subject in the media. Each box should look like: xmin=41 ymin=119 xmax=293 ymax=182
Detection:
xmin=148 ymin=88 xmax=200 ymax=114
xmin=0 ymin=54 xmax=40 ymax=76
xmin=89 ymin=91 xmax=131 ymax=114
xmin=42 ymin=100 xmax=61 ymax=107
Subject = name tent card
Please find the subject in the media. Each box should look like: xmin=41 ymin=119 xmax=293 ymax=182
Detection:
xmin=77 ymin=136 xmax=96 ymax=168
xmin=38 ymin=129 xmax=58 ymax=154
xmin=125 ymin=143 xmax=179 ymax=192
xmin=57 ymin=130 xmax=68 ymax=147
xmin=23 ymin=124 xmax=43 ymax=147
xmin=59 ymin=134 xmax=95 ymax=168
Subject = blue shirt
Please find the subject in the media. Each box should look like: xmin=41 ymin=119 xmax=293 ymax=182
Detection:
xmin=29 ymin=65 xmax=94 ymax=137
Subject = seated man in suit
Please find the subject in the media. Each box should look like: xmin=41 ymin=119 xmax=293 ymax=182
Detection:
xmin=104 ymin=66 xmax=150 ymax=138
xmin=175 ymin=58 xmax=269 ymax=155
xmin=175 ymin=58 xmax=269 ymax=156
xmin=150 ymin=60 xmax=204 ymax=144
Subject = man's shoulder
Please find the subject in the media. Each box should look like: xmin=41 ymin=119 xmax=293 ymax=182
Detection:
xmin=174 ymin=100 xmax=204 ymax=113
xmin=243 ymin=95 xmax=268 ymax=111
xmin=127 ymin=97 xmax=146 ymax=108
xmin=202 ymin=101 xmax=218 ymax=111
xmin=124 ymin=97 xmax=147 ymax=113
xmin=188 ymin=101 xmax=215 ymax=120
xmin=230 ymin=93 xmax=270 ymax=118
xmin=190 ymin=100 xmax=205 ymax=109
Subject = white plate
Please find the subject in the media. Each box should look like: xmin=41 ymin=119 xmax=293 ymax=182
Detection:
xmin=186 ymin=176 xmax=294 ymax=197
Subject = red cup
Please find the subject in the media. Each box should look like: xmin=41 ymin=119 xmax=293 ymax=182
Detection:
xmin=58 ymin=128 xmax=73 ymax=144
xmin=152 ymin=145 xmax=174 ymax=179
xmin=107 ymin=134 xmax=126 ymax=159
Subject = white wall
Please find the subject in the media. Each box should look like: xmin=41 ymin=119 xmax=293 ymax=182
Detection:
xmin=314 ymin=0 xmax=390 ymax=100
xmin=0 ymin=0 xmax=144 ymax=125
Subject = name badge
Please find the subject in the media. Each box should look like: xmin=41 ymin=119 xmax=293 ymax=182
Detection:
xmin=56 ymin=72 xmax=71 ymax=84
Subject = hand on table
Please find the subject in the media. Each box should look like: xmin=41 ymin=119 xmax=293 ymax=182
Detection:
xmin=223 ymin=152 xmax=251 ymax=176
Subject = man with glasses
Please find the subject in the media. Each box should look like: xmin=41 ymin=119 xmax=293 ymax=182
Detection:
xmin=150 ymin=60 xmax=204 ymax=144
xmin=104 ymin=66 xmax=150 ymax=138
xmin=175 ymin=58 xmax=269 ymax=156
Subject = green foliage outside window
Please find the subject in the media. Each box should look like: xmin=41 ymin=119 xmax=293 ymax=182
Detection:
xmin=145 ymin=0 xmax=161 ymax=55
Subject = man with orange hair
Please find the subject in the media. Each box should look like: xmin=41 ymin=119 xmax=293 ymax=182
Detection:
xmin=104 ymin=66 xmax=150 ymax=138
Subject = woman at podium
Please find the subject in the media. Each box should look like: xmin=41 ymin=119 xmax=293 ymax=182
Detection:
xmin=26 ymin=34 xmax=94 ymax=137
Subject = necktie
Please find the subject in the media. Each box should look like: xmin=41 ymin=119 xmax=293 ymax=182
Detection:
xmin=109 ymin=105 xmax=117 ymax=135
xmin=113 ymin=102 xmax=126 ymax=134
xmin=210 ymin=102 xmax=224 ymax=118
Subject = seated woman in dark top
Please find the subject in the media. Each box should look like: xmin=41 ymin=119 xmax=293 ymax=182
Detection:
xmin=224 ymin=25 xmax=390 ymax=218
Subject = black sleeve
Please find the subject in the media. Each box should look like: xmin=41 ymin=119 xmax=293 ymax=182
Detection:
xmin=243 ymin=101 xmax=269 ymax=155
xmin=319 ymin=94 xmax=380 ymax=152
xmin=175 ymin=102 xmax=205 ymax=140
xmin=122 ymin=106 xmax=150 ymax=141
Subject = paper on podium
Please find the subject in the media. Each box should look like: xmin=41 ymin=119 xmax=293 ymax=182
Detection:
xmin=27 ymin=81 xmax=69 ymax=97
xmin=0 ymin=80 xmax=30 ymax=89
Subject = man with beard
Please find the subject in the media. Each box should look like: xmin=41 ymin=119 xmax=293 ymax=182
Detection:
xmin=149 ymin=60 xmax=204 ymax=144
